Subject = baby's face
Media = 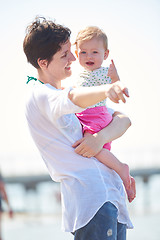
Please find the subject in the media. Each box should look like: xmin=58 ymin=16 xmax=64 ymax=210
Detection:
xmin=76 ymin=37 xmax=109 ymax=71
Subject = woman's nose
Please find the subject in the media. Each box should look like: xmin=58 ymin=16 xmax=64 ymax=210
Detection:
xmin=70 ymin=52 xmax=76 ymax=62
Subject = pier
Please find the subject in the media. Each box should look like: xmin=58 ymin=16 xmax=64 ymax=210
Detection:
xmin=4 ymin=167 xmax=160 ymax=190
xmin=131 ymin=167 xmax=160 ymax=183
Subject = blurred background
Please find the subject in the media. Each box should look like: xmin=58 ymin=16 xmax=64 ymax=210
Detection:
xmin=0 ymin=0 xmax=160 ymax=239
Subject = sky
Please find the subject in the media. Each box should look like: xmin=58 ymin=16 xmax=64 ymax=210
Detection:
xmin=0 ymin=0 xmax=160 ymax=175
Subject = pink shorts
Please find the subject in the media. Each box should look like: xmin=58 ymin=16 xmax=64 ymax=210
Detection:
xmin=76 ymin=106 xmax=113 ymax=151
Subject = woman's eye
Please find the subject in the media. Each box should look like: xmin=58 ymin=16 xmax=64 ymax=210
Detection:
xmin=62 ymin=52 xmax=67 ymax=58
xmin=81 ymin=51 xmax=86 ymax=54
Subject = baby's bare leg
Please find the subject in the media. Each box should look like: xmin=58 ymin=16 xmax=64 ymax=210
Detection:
xmin=95 ymin=148 xmax=136 ymax=202
xmin=83 ymin=132 xmax=136 ymax=202
xmin=95 ymin=148 xmax=130 ymax=188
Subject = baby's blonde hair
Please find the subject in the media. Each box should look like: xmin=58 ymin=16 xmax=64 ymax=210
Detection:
xmin=75 ymin=26 xmax=108 ymax=50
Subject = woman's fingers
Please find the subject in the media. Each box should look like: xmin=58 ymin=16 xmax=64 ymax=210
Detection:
xmin=107 ymin=82 xmax=129 ymax=103
xmin=72 ymin=139 xmax=83 ymax=148
xmin=72 ymin=134 xmax=102 ymax=157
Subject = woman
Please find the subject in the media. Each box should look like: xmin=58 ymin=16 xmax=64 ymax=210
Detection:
xmin=23 ymin=16 xmax=134 ymax=239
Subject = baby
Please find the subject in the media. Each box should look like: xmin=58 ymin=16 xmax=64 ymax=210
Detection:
xmin=74 ymin=26 xmax=136 ymax=202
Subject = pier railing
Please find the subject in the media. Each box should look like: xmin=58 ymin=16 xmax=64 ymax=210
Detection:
xmin=3 ymin=167 xmax=160 ymax=190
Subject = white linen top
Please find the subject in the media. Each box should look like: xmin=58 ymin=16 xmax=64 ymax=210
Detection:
xmin=25 ymin=81 xmax=133 ymax=232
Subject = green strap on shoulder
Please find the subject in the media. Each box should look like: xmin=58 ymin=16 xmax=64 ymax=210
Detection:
xmin=26 ymin=76 xmax=44 ymax=84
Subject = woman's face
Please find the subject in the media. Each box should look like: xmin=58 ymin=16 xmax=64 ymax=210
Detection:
xmin=47 ymin=40 xmax=76 ymax=86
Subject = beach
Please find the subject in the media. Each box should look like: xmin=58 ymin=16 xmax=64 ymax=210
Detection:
xmin=2 ymin=211 xmax=160 ymax=240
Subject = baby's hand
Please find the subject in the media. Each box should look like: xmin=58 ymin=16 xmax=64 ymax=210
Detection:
xmin=107 ymin=60 xmax=120 ymax=83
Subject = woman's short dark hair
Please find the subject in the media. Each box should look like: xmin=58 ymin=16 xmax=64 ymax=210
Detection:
xmin=23 ymin=17 xmax=71 ymax=69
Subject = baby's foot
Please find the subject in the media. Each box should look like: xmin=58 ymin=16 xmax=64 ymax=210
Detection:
xmin=119 ymin=164 xmax=136 ymax=202
xmin=126 ymin=176 xmax=136 ymax=203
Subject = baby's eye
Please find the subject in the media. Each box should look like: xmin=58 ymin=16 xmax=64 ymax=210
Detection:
xmin=81 ymin=51 xmax=86 ymax=54
xmin=93 ymin=51 xmax=98 ymax=54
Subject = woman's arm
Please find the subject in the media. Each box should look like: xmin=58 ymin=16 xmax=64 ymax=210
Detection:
xmin=97 ymin=111 xmax=131 ymax=144
xmin=68 ymin=82 xmax=129 ymax=108
xmin=72 ymin=112 xmax=131 ymax=158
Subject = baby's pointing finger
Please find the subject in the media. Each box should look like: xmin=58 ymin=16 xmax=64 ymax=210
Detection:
xmin=111 ymin=59 xmax=116 ymax=67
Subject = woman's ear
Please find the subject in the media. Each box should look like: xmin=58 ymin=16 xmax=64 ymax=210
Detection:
xmin=104 ymin=49 xmax=109 ymax=60
xmin=37 ymin=58 xmax=48 ymax=69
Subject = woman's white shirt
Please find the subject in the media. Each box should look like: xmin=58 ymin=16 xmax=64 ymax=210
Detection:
xmin=25 ymin=82 xmax=133 ymax=232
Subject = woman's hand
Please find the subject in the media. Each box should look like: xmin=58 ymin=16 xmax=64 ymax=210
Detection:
xmin=106 ymin=82 xmax=129 ymax=104
xmin=72 ymin=112 xmax=131 ymax=158
xmin=72 ymin=133 xmax=104 ymax=158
